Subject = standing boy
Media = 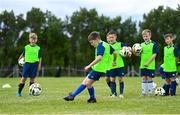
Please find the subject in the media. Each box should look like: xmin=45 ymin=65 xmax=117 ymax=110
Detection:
xmin=140 ymin=29 xmax=158 ymax=96
xmin=163 ymin=34 xmax=179 ymax=96
xmin=16 ymin=33 xmax=42 ymax=96
xmin=64 ymin=31 xmax=117 ymax=103
xmin=106 ymin=31 xmax=127 ymax=98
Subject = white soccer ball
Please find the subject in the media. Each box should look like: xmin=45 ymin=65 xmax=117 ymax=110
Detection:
xmin=132 ymin=43 xmax=142 ymax=56
xmin=155 ymin=87 xmax=165 ymax=96
xmin=119 ymin=46 xmax=132 ymax=57
xmin=18 ymin=58 xmax=25 ymax=66
xmin=29 ymin=83 xmax=42 ymax=96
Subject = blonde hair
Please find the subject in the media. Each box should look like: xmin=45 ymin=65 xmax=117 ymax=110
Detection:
xmin=29 ymin=33 xmax=38 ymax=39
xmin=142 ymin=29 xmax=151 ymax=36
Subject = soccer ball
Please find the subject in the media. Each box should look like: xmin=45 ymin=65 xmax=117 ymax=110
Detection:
xmin=132 ymin=43 xmax=142 ymax=56
xmin=155 ymin=87 xmax=165 ymax=96
xmin=18 ymin=58 xmax=25 ymax=66
xmin=119 ymin=46 xmax=132 ymax=57
xmin=29 ymin=83 xmax=42 ymax=96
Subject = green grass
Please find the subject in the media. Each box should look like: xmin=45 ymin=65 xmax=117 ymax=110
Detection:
xmin=0 ymin=77 xmax=180 ymax=114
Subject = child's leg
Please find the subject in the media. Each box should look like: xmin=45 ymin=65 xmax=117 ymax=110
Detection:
xmin=70 ymin=77 xmax=89 ymax=97
xmin=17 ymin=63 xmax=29 ymax=96
xmin=29 ymin=77 xmax=35 ymax=86
xmin=163 ymin=78 xmax=171 ymax=95
xmin=142 ymin=76 xmax=147 ymax=95
xmin=170 ymin=77 xmax=176 ymax=96
xmin=110 ymin=77 xmax=117 ymax=96
xmin=118 ymin=77 xmax=124 ymax=96
xmin=147 ymin=76 xmax=153 ymax=96
xmin=105 ymin=76 xmax=110 ymax=88
xmin=18 ymin=77 xmax=27 ymax=94
xmin=86 ymin=79 xmax=96 ymax=100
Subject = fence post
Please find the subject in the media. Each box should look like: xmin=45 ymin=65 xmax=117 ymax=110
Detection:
xmin=13 ymin=65 xmax=19 ymax=77
xmin=42 ymin=66 xmax=45 ymax=77
xmin=132 ymin=66 xmax=135 ymax=77
xmin=127 ymin=66 xmax=130 ymax=76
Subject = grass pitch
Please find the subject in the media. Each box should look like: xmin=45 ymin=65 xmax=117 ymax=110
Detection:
xmin=0 ymin=77 xmax=180 ymax=114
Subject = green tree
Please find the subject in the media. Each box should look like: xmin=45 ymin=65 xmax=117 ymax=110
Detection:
xmin=0 ymin=10 xmax=21 ymax=66
xmin=139 ymin=5 xmax=180 ymax=65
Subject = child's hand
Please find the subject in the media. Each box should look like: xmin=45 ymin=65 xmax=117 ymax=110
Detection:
xmin=84 ymin=65 xmax=91 ymax=71
xmin=144 ymin=63 xmax=149 ymax=67
xmin=112 ymin=61 xmax=116 ymax=66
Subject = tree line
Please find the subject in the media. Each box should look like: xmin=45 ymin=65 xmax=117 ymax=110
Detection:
xmin=0 ymin=5 xmax=180 ymax=68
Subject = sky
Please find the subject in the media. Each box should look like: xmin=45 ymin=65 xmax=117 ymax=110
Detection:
xmin=0 ymin=0 xmax=179 ymax=22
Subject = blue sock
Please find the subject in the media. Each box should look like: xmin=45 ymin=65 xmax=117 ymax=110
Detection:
xmin=170 ymin=81 xmax=176 ymax=96
xmin=162 ymin=83 xmax=166 ymax=89
xmin=166 ymin=85 xmax=170 ymax=95
xmin=162 ymin=83 xmax=170 ymax=95
xmin=18 ymin=83 xmax=25 ymax=94
xmin=88 ymin=87 xmax=95 ymax=99
xmin=107 ymin=81 xmax=110 ymax=88
xmin=110 ymin=81 xmax=116 ymax=95
xmin=120 ymin=81 xmax=124 ymax=95
xmin=162 ymin=83 xmax=167 ymax=94
xmin=71 ymin=84 xmax=86 ymax=97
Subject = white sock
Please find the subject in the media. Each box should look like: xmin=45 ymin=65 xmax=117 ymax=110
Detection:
xmin=148 ymin=80 xmax=153 ymax=95
xmin=142 ymin=80 xmax=147 ymax=95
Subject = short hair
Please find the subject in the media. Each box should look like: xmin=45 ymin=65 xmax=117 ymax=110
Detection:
xmin=164 ymin=33 xmax=173 ymax=39
xmin=142 ymin=29 xmax=151 ymax=36
xmin=88 ymin=31 xmax=101 ymax=41
xmin=29 ymin=33 xmax=38 ymax=39
xmin=107 ymin=30 xmax=117 ymax=37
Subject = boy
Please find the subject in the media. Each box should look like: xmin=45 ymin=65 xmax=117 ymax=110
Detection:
xmin=64 ymin=31 xmax=117 ymax=103
xmin=16 ymin=33 xmax=42 ymax=96
xmin=106 ymin=31 xmax=127 ymax=98
xmin=140 ymin=29 xmax=158 ymax=96
xmin=163 ymin=34 xmax=179 ymax=96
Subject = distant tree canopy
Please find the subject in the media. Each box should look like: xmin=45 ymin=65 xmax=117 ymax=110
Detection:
xmin=0 ymin=5 xmax=179 ymax=67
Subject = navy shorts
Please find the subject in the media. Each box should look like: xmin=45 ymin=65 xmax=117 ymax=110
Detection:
xmin=140 ymin=69 xmax=155 ymax=78
xmin=164 ymin=72 xmax=177 ymax=78
xmin=109 ymin=67 xmax=125 ymax=77
xmin=87 ymin=70 xmax=104 ymax=81
xmin=105 ymin=70 xmax=111 ymax=77
xmin=22 ymin=62 xmax=38 ymax=78
xmin=158 ymin=66 xmax=166 ymax=79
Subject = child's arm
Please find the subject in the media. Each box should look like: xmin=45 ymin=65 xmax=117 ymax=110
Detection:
xmin=38 ymin=58 xmax=42 ymax=71
xmin=18 ymin=48 xmax=25 ymax=61
xmin=112 ymin=51 xmax=117 ymax=66
xmin=176 ymin=57 xmax=179 ymax=66
xmin=144 ymin=43 xmax=158 ymax=67
xmin=174 ymin=47 xmax=179 ymax=66
xmin=84 ymin=55 xmax=102 ymax=71
xmin=38 ymin=48 xmax=42 ymax=71
xmin=144 ymin=54 xmax=157 ymax=67
xmin=18 ymin=53 xmax=24 ymax=61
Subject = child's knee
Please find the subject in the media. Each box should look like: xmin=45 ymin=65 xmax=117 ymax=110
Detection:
xmin=21 ymin=77 xmax=27 ymax=83
xmin=118 ymin=77 xmax=123 ymax=81
xmin=110 ymin=77 xmax=115 ymax=82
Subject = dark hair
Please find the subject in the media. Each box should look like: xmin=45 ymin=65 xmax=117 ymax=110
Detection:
xmin=107 ymin=30 xmax=117 ymax=37
xmin=88 ymin=31 xmax=101 ymax=41
xmin=164 ymin=33 xmax=173 ymax=39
